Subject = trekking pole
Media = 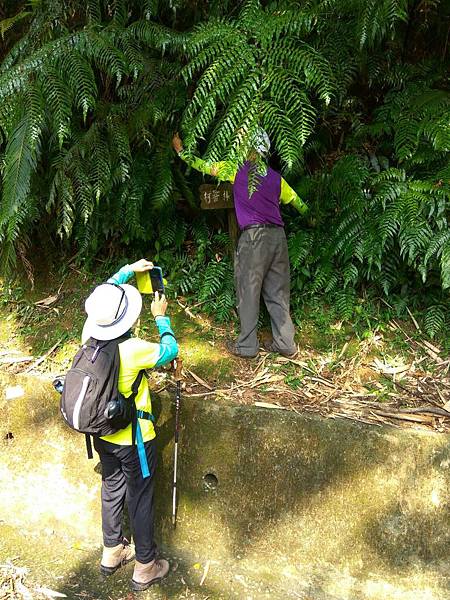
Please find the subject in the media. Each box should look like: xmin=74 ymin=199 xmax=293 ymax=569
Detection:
xmin=172 ymin=357 xmax=183 ymax=528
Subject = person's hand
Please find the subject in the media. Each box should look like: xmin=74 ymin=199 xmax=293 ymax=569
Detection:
xmin=172 ymin=132 xmax=183 ymax=154
xmin=129 ymin=258 xmax=153 ymax=273
xmin=151 ymin=291 xmax=168 ymax=318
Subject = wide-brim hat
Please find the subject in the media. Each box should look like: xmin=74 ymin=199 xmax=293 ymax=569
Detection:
xmin=82 ymin=283 xmax=142 ymax=343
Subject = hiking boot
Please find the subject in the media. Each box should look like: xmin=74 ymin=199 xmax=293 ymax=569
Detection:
xmin=100 ymin=541 xmax=135 ymax=575
xmin=262 ymin=340 xmax=298 ymax=358
xmin=225 ymin=340 xmax=258 ymax=359
xmin=131 ymin=558 xmax=170 ymax=591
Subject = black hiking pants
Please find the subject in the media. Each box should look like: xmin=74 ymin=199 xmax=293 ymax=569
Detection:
xmin=94 ymin=437 xmax=158 ymax=564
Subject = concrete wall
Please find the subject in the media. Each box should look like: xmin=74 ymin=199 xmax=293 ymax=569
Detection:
xmin=1 ymin=373 xmax=450 ymax=599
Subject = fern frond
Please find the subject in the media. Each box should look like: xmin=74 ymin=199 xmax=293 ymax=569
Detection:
xmin=201 ymin=72 xmax=262 ymax=162
xmin=148 ymin=146 xmax=174 ymax=210
xmin=288 ymin=230 xmax=314 ymax=269
xmin=261 ymin=100 xmax=303 ymax=170
xmin=335 ymin=288 xmax=356 ymax=320
xmin=270 ymin=41 xmax=335 ymax=104
xmin=40 ymin=65 xmax=72 ymax=148
xmin=86 ymin=0 xmax=101 ymax=25
xmin=358 ymin=0 xmax=408 ymax=48
xmin=107 ymin=114 xmax=132 ymax=182
xmin=0 ymin=113 xmax=40 ymax=227
xmin=0 ymin=196 xmax=38 ymax=275
xmin=266 ymin=67 xmax=316 ymax=144
xmin=59 ymin=50 xmax=97 ymax=120
xmin=424 ymin=304 xmax=446 ymax=338
xmin=84 ymin=30 xmax=127 ymax=83
xmin=128 ymin=19 xmax=184 ymax=53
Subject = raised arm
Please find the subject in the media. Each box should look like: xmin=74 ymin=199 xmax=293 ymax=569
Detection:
xmin=119 ymin=291 xmax=178 ymax=370
xmin=108 ymin=258 xmax=154 ymax=285
xmin=151 ymin=291 xmax=178 ymax=367
xmin=172 ymin=133 xmax=237 ymax=183
xmin=280 ymin=178 xmax=308 ymax=215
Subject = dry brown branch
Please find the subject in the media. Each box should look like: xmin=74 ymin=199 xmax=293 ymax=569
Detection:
xmin=23 ymin=340 xmax=62 ymax=373
xmin=186 ymin=369 xmax=214 ymax=391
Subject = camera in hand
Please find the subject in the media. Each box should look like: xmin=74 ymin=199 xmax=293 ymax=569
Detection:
xmin=136 ymin=266 xmax=165 ymax=295
xmin=149 ymin=267 xmax=165 ymax=294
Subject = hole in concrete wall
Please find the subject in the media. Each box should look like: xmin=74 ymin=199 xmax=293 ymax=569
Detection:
xmin=203 ymin=473 xmax=218 ymax=491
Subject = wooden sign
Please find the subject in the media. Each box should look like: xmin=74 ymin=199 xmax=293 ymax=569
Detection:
xmin=199 ymin=182 xmax=238 ymax=257
xmin=200 ymin=183 xmax=234 ymax=210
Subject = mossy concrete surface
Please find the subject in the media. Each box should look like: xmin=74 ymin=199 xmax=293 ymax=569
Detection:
xmin=1 ymin=373 xmax=450 ymax=599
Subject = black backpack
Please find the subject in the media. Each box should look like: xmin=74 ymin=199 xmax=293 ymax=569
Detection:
xmin=60 ymin=336 xmax=153 ymax=475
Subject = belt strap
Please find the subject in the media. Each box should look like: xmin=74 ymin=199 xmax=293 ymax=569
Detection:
xmin=241 ymin=223 xmax=283 ymax=231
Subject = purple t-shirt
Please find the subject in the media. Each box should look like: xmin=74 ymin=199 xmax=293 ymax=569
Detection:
xmin=233 ymin=162 xmax=284 ymax=230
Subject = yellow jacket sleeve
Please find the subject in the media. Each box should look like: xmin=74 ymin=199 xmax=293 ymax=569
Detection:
xmin=179 ymin=152 xmax=237 ymax=183
xmin=280 ymin=178 xmax=308 ymax=214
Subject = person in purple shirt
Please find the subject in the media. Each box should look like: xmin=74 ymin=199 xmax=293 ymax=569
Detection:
xmin=173 ymin=130 xmax=308 ymax=358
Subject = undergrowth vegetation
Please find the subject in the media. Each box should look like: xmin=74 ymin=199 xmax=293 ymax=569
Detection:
xmin=0 ymin=0 xmax=448 ymax=339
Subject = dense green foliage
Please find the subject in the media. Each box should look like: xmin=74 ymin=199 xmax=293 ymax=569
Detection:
xmin=0 ymin=0 xmax=448 ymax=336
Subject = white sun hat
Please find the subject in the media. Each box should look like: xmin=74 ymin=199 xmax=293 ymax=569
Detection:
xmin=252 ymin=128 xmax=270 ymax=156
xmin=82 ymin=282 xmax=142 ymax=342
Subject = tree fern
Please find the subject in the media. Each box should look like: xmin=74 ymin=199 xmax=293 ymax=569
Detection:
xmin=181 ymin=2 xmax=336 ymax=170
xmin=0 ymin=0 xmax=447 ymax=338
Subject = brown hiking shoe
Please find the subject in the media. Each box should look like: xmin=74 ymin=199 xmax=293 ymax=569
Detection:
xmin=225 ymin=340 xmax=258 ymax=359
xmin=262 ymin=340 xmax=298 ymax=358
xmin=131 ymin=558 xmax=170 ymax=591
xmin=100 ymin=542 xmax=135 ymax=575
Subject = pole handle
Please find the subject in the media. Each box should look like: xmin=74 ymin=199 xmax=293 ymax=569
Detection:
xmin=173 ymin=357 xmax=183 ymax=382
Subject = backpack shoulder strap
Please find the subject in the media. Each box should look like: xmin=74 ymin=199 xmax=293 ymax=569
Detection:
xmin=130 ymin=369 xmax=145 ymax=447
xmin=130 ymin=369 xmax=145 ymax=400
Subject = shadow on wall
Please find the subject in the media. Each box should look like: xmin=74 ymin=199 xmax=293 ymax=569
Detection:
xmin=362 ymin=441 xmax=450 ymax=571
xmin=3 ymin=374 xmax=450 ymax=598
xmin=364 ymin=499 xmax=450 ymax=569
xmin=152 ymin=392 xmax=450 ymax=585
xmin=154 ymin=393 xmax=385 ymax=556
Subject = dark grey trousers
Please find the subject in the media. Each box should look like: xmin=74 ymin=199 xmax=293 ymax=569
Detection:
xmin=234 ymin=227 xmax=296 ymax=356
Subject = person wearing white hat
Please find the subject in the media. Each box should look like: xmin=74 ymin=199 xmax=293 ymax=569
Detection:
xmin=84 ymin=258 xmax=178 ymax=591
xmin=173 ymin=130 xmax=308 ymax=359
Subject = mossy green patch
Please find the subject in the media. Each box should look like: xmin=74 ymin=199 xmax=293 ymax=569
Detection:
xmin=1 ymin=268 xmax=445 ymax=408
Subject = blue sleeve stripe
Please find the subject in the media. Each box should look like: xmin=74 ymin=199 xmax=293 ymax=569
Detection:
xmin=107 ymin=264 xmax=134 ymax=285
xmin=154 ymin=316 xmax=178 ymax=367
xmin=155 ymin=341 xmax=178 ymax=367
